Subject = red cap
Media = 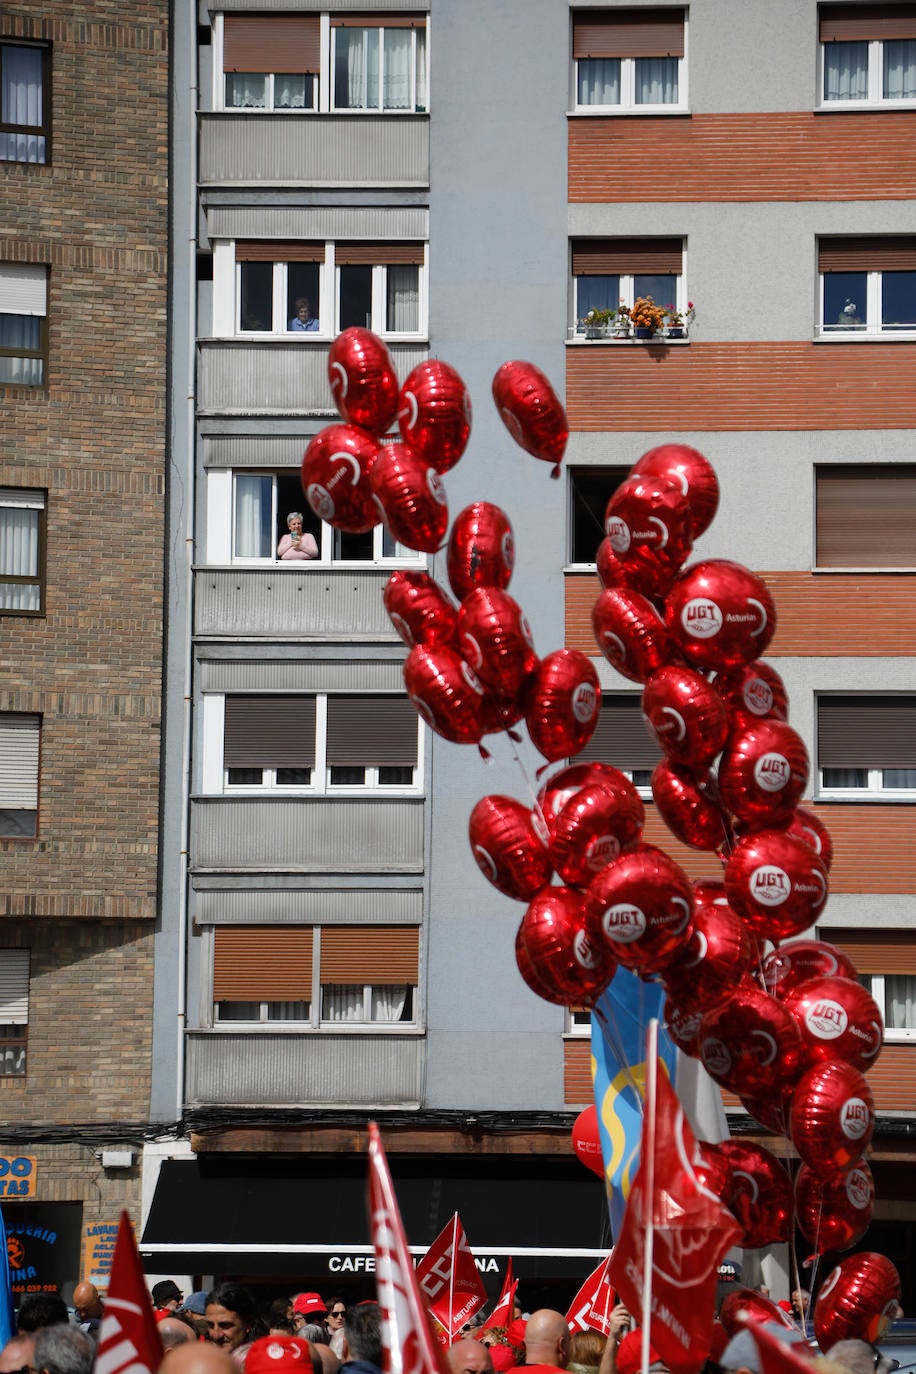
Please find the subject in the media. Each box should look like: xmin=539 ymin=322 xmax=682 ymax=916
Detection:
xmin=488 ymin=1346 xmax=517 ymax=1373
xmin=615 ymin=1331 xmax=662 ymax=1374
xmin=247 ymin=1338 xmax=315 ymax=1374
xmin=293 ymin=1294 xmax=327 ymax=1319
xmin=506 ymin=1319 xmax=527 ymax=1348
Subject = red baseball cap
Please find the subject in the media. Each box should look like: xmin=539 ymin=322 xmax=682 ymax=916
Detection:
xmin=247 ymin=1338 xmax=316 ymax=1374
xmin=293 ymin=1293 xmax=327 ymax=1319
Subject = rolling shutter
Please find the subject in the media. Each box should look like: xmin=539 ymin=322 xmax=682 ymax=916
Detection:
xmin=818 ymin=237 xmax=916 ymax=272
xmin=817 ymin=697 xmax=916 ymax=768
xmin=574 ymin=696 xmax=661 ymax=769
xmin=816 ymin=464 xmax=916 ymax=567
xmin=334 ymin=243 xmax=425 ymax=265
xmin=224 ymin=697 xmax=316 ymax=769
xmin=819 ymin=5 xmax=916 ymax=42
xmin=319 ymin=926 xmax=420 ymax=984
xmin=223 ymin=15 xmax=320 ymax=73
xmin=572 ymin=238 xmax=683 ymax=275
xmin=325 ymin=696 xmax=418 ymax=768
xmin=0 ymin=952 xmax=29 ymax=1024
xmin=213 ymin=928 xmax=313 ymax=1000
xmin=0 ymin=716 xmax=39 ymax=808
xmin=819 ymin=929 xmax=916 ymax=976
xmin=235 ymin=242 xmax=325 ymax=263
xmin=572 ymin=9 xmax=685 ymax=59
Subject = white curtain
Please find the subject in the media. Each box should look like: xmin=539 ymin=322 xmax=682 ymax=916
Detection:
xmin=0 ymin=505 xmax=38 ymax=611
xmin=636 ymin=57 xmax=678 ymax=104
xmin=387 ymin=265 xmax=418 ymax=332
xmin=415 ymin=30 xmax=427 ymax=110
xmin=382 ymin=30 xmax=411 ymax=109
xmin=884 ymin=40 xmax=916 ymax=98
xmin=883 ymin=768 xmax=916 ymax=787
xmin=336 ymin=28 xmax=379 ymax=109
xmin=822 ymin=768 xmax=866 ymax=788
xmin=234 ymin=474 xmax=271 ymax=558
xmin=321 ymin=984 xmax=408 ymax=1022
xmin=0 ymin=315 xmax=41 ymax=386
xmin=372 ymin=985 xmax=407 ymax=1022
xmin=887 ymin=976 xmax=916 ymax=1031
xmin=1 ymin=46 xmax=44 ymax=163
xmin=577 ymin=58 xmax=620 ymax=105
xmin=824 ymin=42 xmax=868 ymax=100
xmin=225 ymin=74 xmax=267 ymax=108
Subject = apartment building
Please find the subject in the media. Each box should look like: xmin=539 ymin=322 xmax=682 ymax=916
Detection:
xmin=0 ymin=0 xmax=168 ymax=1297
xmin=144 ymin=0 xmax=916 ymax=1309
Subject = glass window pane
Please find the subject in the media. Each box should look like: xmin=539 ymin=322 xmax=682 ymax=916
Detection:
xmin=886 ymin=976 xmax=916 ymax=1030
xmin=382 ymin=29 xmax=411 ymax=109
xmin=884 ymin=39 xmax=916 ymax=99
xmin=266 ymin=1000 xmax=310 ymax=1020
xmin=234 ymin=473 xmax=272 ymax=558
xmin=0 ymin=809 xmax=37 ymax=837
xmin=225 ymin=73 xmax=268 ymax=109
xmin=339 ymin=265 xmax=372 ymax=330
xmin=577 ymin=275 xmax=619 ymax=328
xmin=0 ymin=315 xmax=40 ymax=350
xmin=882 ymin=271 xmax=916 ymax=329
xmin=577 ymin=57 xmax=620 ymax=105
xmin=386 ymin=264 xmax=418 ymax=332
xmin=227 ymin=767 xmax=263 ymax=785
xmin=0 ymin=356 xmax=41 ymax=385
xmin=276 ymin=767 xmax=312 ymax=785
xmin=822 ymin=767 xmax=868 ymax=788
xmin=329 ymin=765 xmax=367 ymax=786
xmin=334 ymin=527 xmax=374 ymax=560
xmin=634 ymin=274 xmax=676 ymax=305
xmin=416 ymin=29 xmax=427 ymax=111
xmin=335 ymin=28 xmax=380 ymax=109
xmin=823 ymin=272 xmax=866 ymax=329
xmin=882 ymin=768 xmax=916 ymax=787
xmin=287 ymin=263 xmax=321 ymax=331
xmin=322 ymin=985 xmax=366 ymax=1021
xmin=636 ymin=57 xmax=678 ymax=104
xmin=275 ymin=74 xmax=315 ymax=110
xmin=0 ymin=506 xmax=38 ymax=578
xmin=240 ymin=262 xmax=272 ymax=331
xmin=824 ymin=42 xmax=869 ymax=100
xmin=378 ymin=766 xmax=412 ymax=785
xmin=371 ymin=985 xmax=409 ymax=1021
xmin=216 ymin=1001 xmax=260 ymax=1021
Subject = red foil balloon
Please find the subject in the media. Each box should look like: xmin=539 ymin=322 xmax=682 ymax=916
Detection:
xmin=397 ymin=359 xmax=471 ymax=473
xmin=786 ymin=806 xmax=834 ymax=869
xmin=572 ymin=1104 xmax=605 ymax=1179
xmin=537 ymin=763 xmax=642 ymax=839
xmin=813 ymin=1253 xmax=901 ymax=1349
xmin=369 ymin=442 xmax=449 ymax=553
xmin=327 ymin=327 xmax=399 ymax=434
xmin=784 ymin=975 xmax=883 ymax=1073
xmin=705 ymin=1140 xmax=793 ymax=1248
xmin=632 ymin=443 xmax=720 ymax=540
xmin=301 ymin=423 xmax=380 ymax=533
xmin=739 ymin=1087 xmax=793 ymax=1136
xmin=642 ymin=664 xmax=730 ymax=767
xmin=718 ymin=1290 xmax=795 ymax=1337
xmin=549 ymin=780 xmax=645 ymax=888
xmin=763 ymin=939 xmax=858 ymax=1000
xmin=526 ymin=649 xmax=601 ymax=764
xmin=715 ymin=659 xmax=789 ymax=731
xmin=383 ymin=570 xmax=458 ymax=650
xmin=586 ymin=844 xmax=694 ymax=974
xmin=651 ymin=761 xmax=728 ymax=852
xmin=592 ymin=586 xmax=679 ymax=684
xmin=403 ymin=645 xmax=489 ymax=746
xmin=790 ymin=1060 xmax=875 ymax=1175
xmin=468 ymin=794 xmax=553 ymax=902
xmin=666 ymin=559 xmax=776 ymax=670
xmin=699 ymin=984 xmax=803 ymax=1096
xmin=718 ymin=719 xmax=809 ymax=826
xmin=492 ymin=360 xmax=568 ymax=477
xmin=662 ymin=894 xmax=755 ymax=1010
xmin=516 ymin=886 xmax=616 ymax=1006
xmin=447 ymin=502 xmax=515 ymax=600
xmin=603 ymin=472 xmax=693 ymax=599
xmin=795 ymin=1160 xmax=875 ymax=1253
xmin=664 ymin=991 xmax=704 ymax=1058
xmin=596 ymin=536 xmax=632 ymax=590
xmin=725 ymin=828 xmax=829 ymax=941
xmin=457 ymin=586 xmax=538 ymax=708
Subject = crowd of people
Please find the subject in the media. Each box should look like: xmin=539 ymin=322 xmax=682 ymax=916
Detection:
xmin=0 ymin=1281 xmax=894 ymax=1374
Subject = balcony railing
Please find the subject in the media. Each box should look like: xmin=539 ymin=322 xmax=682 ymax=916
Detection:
xmin=198 ymin=112 xmax=429 ymax=187
xmin=194 ymin=566 xmax=398 ymax=640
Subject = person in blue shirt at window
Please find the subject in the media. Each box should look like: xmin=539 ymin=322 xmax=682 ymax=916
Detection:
xmin=289 ymin=297 xmax=319 ymax=331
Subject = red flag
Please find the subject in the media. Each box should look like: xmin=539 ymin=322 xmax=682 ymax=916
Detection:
xmin=738 ymin=1319 xmax=817 ymax=1374
xmin=94 ymin=1211 xmax=163 ymax=1374
xmin=480 ymin=1267 xmax=518 ymax=1334
xmin=415 ymin=1214 xmax=487 ymax=1342
xmin=367 ymin=1122 xmax=450 ymax=1374
xmin=566 ymin=1254 xmax=616 ymax=1335
xmin=609 ymin=1060 xmax=742 ymax=1374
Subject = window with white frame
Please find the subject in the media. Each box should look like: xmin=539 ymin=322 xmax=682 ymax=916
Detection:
xmin=571 ymin=238 xmax=684 ymax=335
xmin=0 ymin=714 xmax=39 ymax=837
xmin=222 ymin=14 xmax=319 ymax=111
xmin=817 ymin=696 xmax=916 ymax=797
xmin=573 ymin=695 xmax=661 ymax=793
xmin=0 ymin=488 xmax=45 ymax=614
xmin=0 ymin=41 xmax=48 ymax=164
xmin=565 ymin=1007 xmax=592 ymax=1036
xmin=819 ymin=237 xmax=916 ymax=336
xmin=820 ymin=4 xmax=916 ymax=105
xmin=863 ymin=973 xmax=916 ymax=1040
xmin=218 ymin=694 xmax=422 ymax=793
xmin=331 ymin=18 xmax=427 ymax=112
xmin=572 ymin=8 xmax=685 ymax=111
xmin=569 ymin=466 xmax=629 ymax=564
xmin=211 ymin=924 xmax=419 ymax=1028
xmin=0 ymin=263 xmax=47 ymax=386
xmin=819 ymin=927 xmax=916 ymax=1041
xmin=0 ymin=950 xmax=28 ymax=1075
xmin=816 ymin=464 xmax=916 ymax=569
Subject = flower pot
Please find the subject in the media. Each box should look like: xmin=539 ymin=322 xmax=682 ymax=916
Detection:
xmin=667 ymin=326 xmax=684 ymax=339
xmin=635 ymin=326 xmax=655 ymax=340
xmin=585 ymin=326 xmax=607 ymax=340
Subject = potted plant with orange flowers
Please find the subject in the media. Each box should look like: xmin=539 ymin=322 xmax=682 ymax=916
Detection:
xmin=629 ymin=296 xmax=666 ymax=339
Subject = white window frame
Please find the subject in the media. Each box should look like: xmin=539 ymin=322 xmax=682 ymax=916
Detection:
xmin=212 ymin=14 xmax=326 ymax=114
xmin=818 ymin=267 xmax=916 ymax=339
xmin=572 ymin=273 xmax=687 ymax=338
xmin=564 ymin=1008 xmax=592 ymax=1037
xmin=334 ymin=254 xmax=427 ymax=339
xmin=223 ymin=71 xmax=319 ymax=113
xmin=862 ymin=973 xmax=916 ymax=1042
xmin=330 ymin=22 xmax=428 ymax=114
xmin=819 ymin=34 xmax=916 ymax=109
xmin=573 ymin=53 xmax=687 ymax=113
xmin=0 ymin=714 xmax=40 ymax=838
xmin=817 ymin=765 xmax=916 ymax=800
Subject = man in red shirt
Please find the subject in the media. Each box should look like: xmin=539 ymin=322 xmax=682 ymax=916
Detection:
xmin=509 ymin=1311 xmax=569 ymax=1374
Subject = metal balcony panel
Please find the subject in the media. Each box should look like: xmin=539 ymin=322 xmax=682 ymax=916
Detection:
xmin=194 ymin=567 xmax=397 ymax=639
xmin=191 ymin=797 xmax=424 ymax=871
xmin=197 ymin=340 xmax=428 ymax=415
xmin=193 ymin=886 xmax=423 ymax=924
xmin=206 ymin=206 xmax=429 ymax=242
xmin=185 ymin=1032 xmax=423 ymax=1108
xmin=198 ymin=656 xmax=405 ymax=694
xmin=214 ymin=0 xmax=427 ymax=12
xmin=199 ymin=115 xmax=429 ymax=188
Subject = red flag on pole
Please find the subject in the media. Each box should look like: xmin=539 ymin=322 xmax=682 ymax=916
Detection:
xmin=737 ymin=1318 xmax=817 ymax=1374
xmin=367 ymin=1122 xmax=451 ymax=1374
xmin=94 ymin=1211 xmax=163 ymax=1374
xmin=480 ymin=1262 xmax=518 ymax=1334
xmin=609 ymin=1053 xmax=742 ymax=1374
xmin=416 ymin=1214 xmax=487 ymax=1342
xmin=565 ymin=1254 xmax=616 ymax=1335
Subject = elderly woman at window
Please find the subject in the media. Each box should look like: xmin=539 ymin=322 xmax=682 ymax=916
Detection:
xmin=278 ymin=511 xmax=318 ymax=561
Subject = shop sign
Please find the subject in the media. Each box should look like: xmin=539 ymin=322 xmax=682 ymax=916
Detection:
xmin=0 ymin=1157 xmax=37 ymax=1198
xmin=4 ymin=1202 xmax=83 ymax=1297
xmin=81 ymin=1222 xmax=119 ymax=1287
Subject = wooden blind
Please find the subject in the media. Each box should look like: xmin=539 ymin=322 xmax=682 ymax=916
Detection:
xmin=819 ymin=4 xmax=916 ymax=42
xmin=214 ymin=927 xmax=314 ymax=1000
xmin=573 ymin=9 xmax=685 ymax=58
xmin=331 ymin=15 xmax=426 ymax=28
xmin=235 ymin=242 xmax=325 ymax=263
xmin=818 ymin=696 xmax=916 ymax=768
xmin=325 ymin=696 xmax=418 ymax=767
xmin=818 ymin=237 xmax=916 ymax=272
xmin=334 ymin=243 xmax=425 ymax=265
xmin=816 ymin=464 xmax=916 ymax=567
xmin=319 ymin=926 xmax=420 ymax=983
xmin=572 ymin=237 xmax=683 ymax=275
xmin=819 ymin=929 xmax=916 ymax=976
xmin=575 ymin=696 xmax=662 ymax=769
xmin=0 ymin=715 xmax=39 ymax=809
xmin=224 ymin=696 xmax=317 ymax=769
xmin=224 ymin=15 xmax=321 ymax=73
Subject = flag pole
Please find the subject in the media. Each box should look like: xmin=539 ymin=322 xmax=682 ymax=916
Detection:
xmin=641 ymin=1019 xmax=659 ymax=1374
xmin=449 ymin=1211 xmax=458 ymax=1342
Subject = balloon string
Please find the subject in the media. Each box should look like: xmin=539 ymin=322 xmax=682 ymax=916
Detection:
xmin=506 ymin=730 xmax=546 ymax=818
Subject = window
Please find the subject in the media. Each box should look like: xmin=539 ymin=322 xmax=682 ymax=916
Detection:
xmin=0 ymin=42 xmax=48 ymax=164
xmin=820 ymin=929 xmax=916 ymax=1042
xmin=573 ymin=695 xmax=661 ymax=792
xmin=0 ymin=488 xmax=45 ymax=614
xmin=572 ymin=8 xmax=685 ymax=110
xmin=234 ymin=241 xmax=426 ymax=337
xmin=331 ymin=19 xmax=427 ymax=112
xmin=223 ymin=15 xmax=319 ymax=111
xmin=816 ymin=465 xmax=916 ymax=569
xmin=864 ymin=975 xmax=916 ymax=1040
xmin=569 ymin=466 xmax=629 ymax=564
xmin=221 ymin=694 xmax=421 ymax=793
xmin=212 ymin=925 xmax=419 ymax=1029
xmin=819 ymin=238 xmax=916 ymax=336
xmin=0 ymin=950 xmax=28 ymax=1075
xmin=817 ymin=696 xmax=916 ymax=797
xmin=0 ymin=715 xmax=39 ymax=837
xmin=820 ymin=4 xmax=916 ymax=105
xmin=0 ymin=264 xmax=47 ymax=386
xmin=566 ymin=1007 xmax=592 ymax=1036
xmin=571 ymin=238 xmax=684 ymax=336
